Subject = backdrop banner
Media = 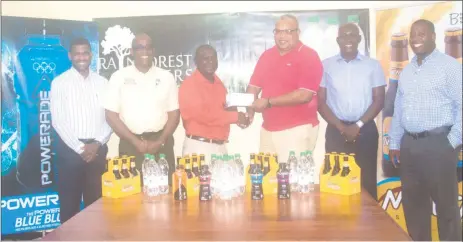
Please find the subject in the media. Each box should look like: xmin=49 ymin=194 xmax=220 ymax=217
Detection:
xmin=1 ymin=16 xmax=99 ymax=235
xmin=376 ymin=2 xmax=462 ymax=240
xmin=95 ymin=9 xmax=370 ymax=178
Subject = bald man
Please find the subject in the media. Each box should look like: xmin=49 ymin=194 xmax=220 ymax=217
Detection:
xmin=318 ymin=23 xmax=386 ymax=200
xmin=104 ymin=32 xmax=180 ymax=186
xmin=246 ymin=14 xmax=323 ymax=162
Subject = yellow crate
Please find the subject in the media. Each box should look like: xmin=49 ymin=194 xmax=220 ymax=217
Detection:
xmin=320 ymin=152 xmax=361 ymax=196
xmin=102 ymin=156 xmax=141 ymax=199
xmin=245 ymin=153 xmax=279 ymax=195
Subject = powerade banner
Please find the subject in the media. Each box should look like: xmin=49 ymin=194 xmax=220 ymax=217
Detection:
xmin=376 ymin=2 xmax=462 ymax=241
xmin=95 ymin=9 xmax=370 ymax=174
xmin=1 ymin=16 xmax=99 ymax=235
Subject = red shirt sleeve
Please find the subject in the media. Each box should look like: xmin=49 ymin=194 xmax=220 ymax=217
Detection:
xmin=297 ymin=47 xmax=323 ymax=93
xmin=249 ymin=51 xmax=268 ymax=88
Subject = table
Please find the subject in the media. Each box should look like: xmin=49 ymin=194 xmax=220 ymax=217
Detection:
xmin=42 ymin=186 xmax=411 ymax=241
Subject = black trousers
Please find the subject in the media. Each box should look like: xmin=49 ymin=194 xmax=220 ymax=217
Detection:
xmin=56 ymin=136 xmax=108 ymax=224
xmin=325 ymin=120 xmax=378 ymax=200
xmin=399 ymin=130 xmax=461 ymax=241
xmin=119 ymin=131 xmax=175 ymax=186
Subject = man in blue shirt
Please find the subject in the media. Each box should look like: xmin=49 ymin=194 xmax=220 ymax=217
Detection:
xmin=318 ymin=23 xmax=386 ymax=200
xmin=389 ymin=19 xmax=462 ymax=241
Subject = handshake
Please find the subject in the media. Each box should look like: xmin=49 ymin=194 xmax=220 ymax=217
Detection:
xmin=237 ymin=111 xmax=252 ymax=129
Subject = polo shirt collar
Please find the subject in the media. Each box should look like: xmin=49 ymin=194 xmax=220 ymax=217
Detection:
xmin=193 ymin=69 xmax=220 ymax=84
xmin=132 ymin=63 xmax=156 ymax=75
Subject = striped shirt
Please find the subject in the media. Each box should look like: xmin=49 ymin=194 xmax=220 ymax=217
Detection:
xmin=389 ymin=49 xmax=462 ymax=149
xmin=50 ymin=67 xmax=113 ymax=154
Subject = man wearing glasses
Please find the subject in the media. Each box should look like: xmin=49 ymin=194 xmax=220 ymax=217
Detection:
xmin=104 ymin=33 xmax=179 ymax=186
xmin=246 ymin=14 xmax=323 ymax=162
xmin=318 ymin=23 xmax=386 ymax=200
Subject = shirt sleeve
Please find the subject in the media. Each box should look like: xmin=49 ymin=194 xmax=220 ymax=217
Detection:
xmin=96 ymin=77 xmax=113 ymax=144
xmin=249 ymin=52 xmax=267 ymax=88
xmin=103 ymin=71 xmax=123 ymax=113
xmin=297 ymin=49 xmax=323 ymax=93
xmin=446 ymin=61 xmax=462 ymax=149
xmin=179 ymin=80 xmax=238 ymax=126
xmin=389 ymin=84 xmax=404 ymax=150
xmin=372 ymin=61 xmax=387 ymax=88
xmin=166 ymin=72 xmax=179 ymax=112
xmin=50 ymin=78 xmax=84 ymax=154
xmin=320 ymin=62 xmax=328 ymax=88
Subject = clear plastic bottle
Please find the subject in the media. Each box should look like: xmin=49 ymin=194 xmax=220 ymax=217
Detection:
xmin=143 ymin=154 xmax=160 ymax=201
xmin=298 ymin=151 xmax=310 ymax=194
xmin=157 ymin=154 xmax=169 ymax=195
xmin=218 ymin=155 xmax=234 ymax=200
xmin=234 ymin=153 xmax=245 ymax=195
xmin=306 ymin=151 xmax=315 ymax=192
xmin=288 ymin=151 xmax=299 ymax=192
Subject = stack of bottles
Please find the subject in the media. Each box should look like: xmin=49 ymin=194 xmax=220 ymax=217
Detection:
xmin=142 ymin=154 xmax=170 ymax=202
xmin=210 ymin=154 xmax=246 ymax=200
xmin=319 ymin=152 xmax=361 ymax=195
xmin=102 ymin=155 xmax=141 ymax=198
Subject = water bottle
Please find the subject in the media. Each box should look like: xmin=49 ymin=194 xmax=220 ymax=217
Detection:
xmin=298 ymin=151 xmax=310 ymax=194
xmin=306 ymin=151 xmax=315 ymax=192
xmin=142 ymin=154 xmax=151 ymax=194
xmin=288 ymin=151 xmax=298 ymax=192
xmin=210 ymin=154 xmax=218 ymax=198
xmin=234 ymin=154 xmax=245 ymax=195
xmin=158 ymin=154 xmax=169 ymax=195
xmin=143 ymin=155 xmax=160 ymax=201
xmin=218 ymin=155 xmax=234 ymax=200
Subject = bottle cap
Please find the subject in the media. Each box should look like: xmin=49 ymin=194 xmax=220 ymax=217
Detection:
xmin=144 ymin=154 xmax=150 ymax=159
xmin=289 ymin=151 xmax=295 ymax=156
xmin=159 ymin=153 xmax=166 ymax=159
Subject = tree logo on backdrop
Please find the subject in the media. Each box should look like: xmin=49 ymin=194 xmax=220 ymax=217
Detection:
xmin=101 ymin=25 xmax=135 ymax=70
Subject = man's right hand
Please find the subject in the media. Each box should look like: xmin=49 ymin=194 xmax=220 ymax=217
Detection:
xmin=246 ymin=107 xmax=255 ymax=125
xmin=389 ymin=149 xmax=400 ymax=168
xmin=133 ymin=139 xmax=148 ymax=154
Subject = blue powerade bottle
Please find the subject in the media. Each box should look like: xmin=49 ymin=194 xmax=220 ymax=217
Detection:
xmin=14 ymin=22 xmax=71 ymax=192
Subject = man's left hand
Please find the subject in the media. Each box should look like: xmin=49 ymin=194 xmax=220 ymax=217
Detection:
xmin=252 ymin=98 xmax=269 ymax=113
xmin=146 ymin=139 xmax=164 ymax=154
xmin=343 ymin=124 xmax=360 ymax=143
xmin=81 ymin=143 xmax=100 ymax=162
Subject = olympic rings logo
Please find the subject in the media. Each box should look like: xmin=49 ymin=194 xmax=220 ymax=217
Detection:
xmin=32 ymin=62 xmax=56 ymax=74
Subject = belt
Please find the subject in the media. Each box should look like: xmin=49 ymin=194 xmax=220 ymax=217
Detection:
xmin=405 ymin=126 xmax=451 ymax=140
xmin=79 ymin=138 xmax=96 ymax=144
xmin=186 ymin=135 xmax=227 ymax=145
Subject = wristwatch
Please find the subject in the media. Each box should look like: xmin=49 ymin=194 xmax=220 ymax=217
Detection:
xmin=356 ymin=120 xmax=364 ymax=128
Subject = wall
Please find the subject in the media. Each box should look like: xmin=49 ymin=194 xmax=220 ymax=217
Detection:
xmin=1 ymin=0 xmax=445 ymax=174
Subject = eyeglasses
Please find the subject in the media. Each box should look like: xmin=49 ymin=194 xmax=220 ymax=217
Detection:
xmin=132 ymin=44 xmax=153 ymax=51
xmin=273 ymin=28 xmax=299 ymax=35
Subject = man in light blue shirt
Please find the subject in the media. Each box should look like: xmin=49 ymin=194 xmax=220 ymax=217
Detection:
xmin=389 ymin=19 xmax=462 ymax=241
xmin=318 ymin=23 xmax=386 ymax=200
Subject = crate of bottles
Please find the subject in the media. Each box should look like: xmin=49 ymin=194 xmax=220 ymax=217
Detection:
xmin=172 ymin=154 xmax=204 ymax=198
xmin=319 ymin=152 xmax=361 ymax=196
xmin=245 ymin=153 xmax=279 ymax=195
xmin=102 ymin=155 xmax=141 ymax=199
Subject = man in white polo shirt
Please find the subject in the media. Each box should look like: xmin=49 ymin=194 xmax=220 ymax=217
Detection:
xmin=104 ymin=33 xmax=180 ymax=186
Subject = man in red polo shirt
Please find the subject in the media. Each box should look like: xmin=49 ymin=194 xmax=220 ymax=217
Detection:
xmin=179 ymin=45 xmax=248 ymax=158
xmin=246 ymin=14 xmax=323 ymax=162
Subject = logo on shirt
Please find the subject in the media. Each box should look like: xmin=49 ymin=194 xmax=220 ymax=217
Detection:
xmin=155 ymin=78 xmax=160 ymax=86
xmin=124 ymin=78 xmax=136 ymax=85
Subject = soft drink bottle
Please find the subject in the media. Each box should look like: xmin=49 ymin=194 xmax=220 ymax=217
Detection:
xmin=250 ymin=162 xmax=263 ymax=200
xmin=331 ymin=153 xmax=341 ymax=176
xmin=199 ymin=163 xmax=212 ymax=201
xmin=129 ymin=156 xmax=138 ymax=176
xmin=121 ymin=156 xmax=131 ymax=179
xmin=192 ymin=153 xmax=200 ymax=177
xmin=113 ymin=158 xmax=122 ymax=180
xmin=277 ymin=163 xmax=290 ymax=199
xmin=173 ymin=161 xmax=187 ymax=201
xmin=158 ymin=154 xmax=170 ymax=195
